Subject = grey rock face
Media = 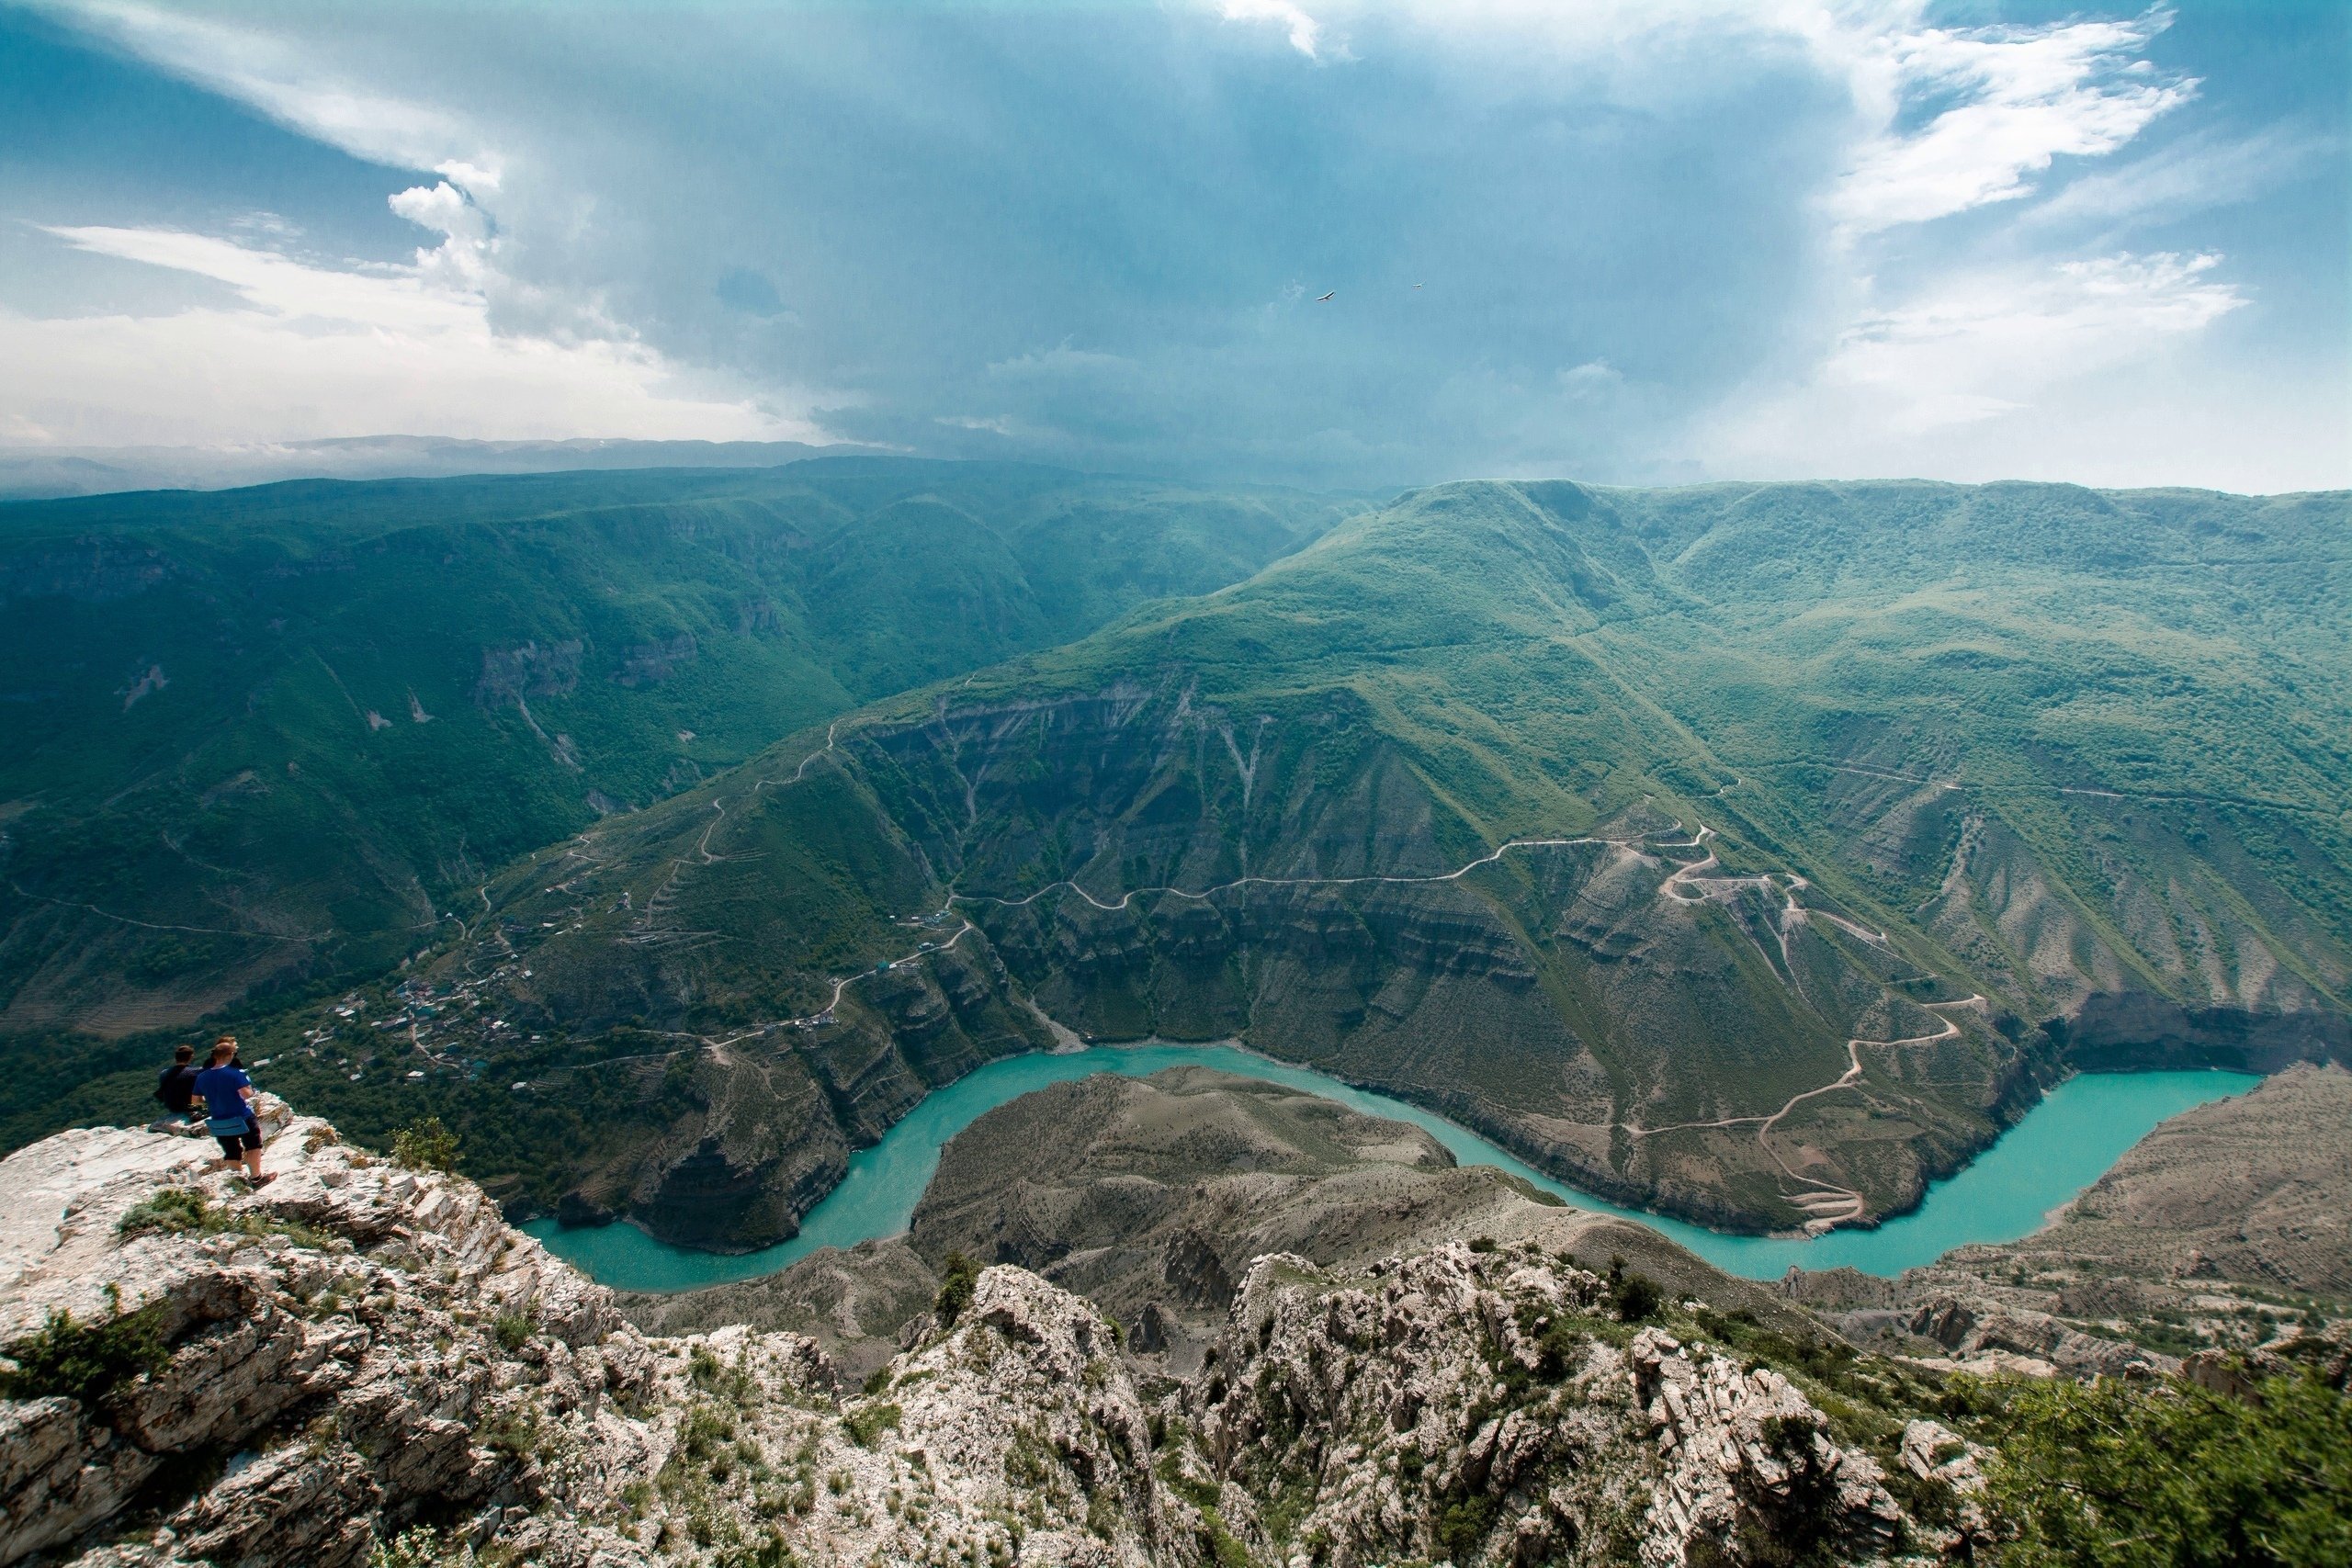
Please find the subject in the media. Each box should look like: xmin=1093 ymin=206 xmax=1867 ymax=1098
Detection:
xmin=3 ymin=1114 xmax=1981 ymax=1568
xmin=1630 ymin=1327 xmax=1903 ymax=1567
xmin=1176 ymin=1243 xmax=1959 ymax=1567
xmin=0 ymin=1119 xmax=653 ymax=1568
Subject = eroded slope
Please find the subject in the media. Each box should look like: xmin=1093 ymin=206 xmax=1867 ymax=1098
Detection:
xmin=1792 ymin=1062 xmax=2352 ymax=1374
xmin=148 ymin=479 xmax=2352 ymax=1246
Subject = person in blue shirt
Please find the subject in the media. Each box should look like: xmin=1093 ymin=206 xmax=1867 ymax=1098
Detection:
xmin=192 ymin=1034 xmax=273 ymax=1186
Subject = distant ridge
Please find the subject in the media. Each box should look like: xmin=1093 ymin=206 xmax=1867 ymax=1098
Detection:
xmin=0 ymin=434 xmax=888 ymax=500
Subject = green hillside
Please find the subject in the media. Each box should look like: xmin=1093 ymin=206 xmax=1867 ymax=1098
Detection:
xmin=901 ymin=480 xmax=2352 ymax=1226
xmin=8 ymin=473 xmax=2346 ymax=1251
xmin=0 ymin=461 xmax=1358 ymax=1034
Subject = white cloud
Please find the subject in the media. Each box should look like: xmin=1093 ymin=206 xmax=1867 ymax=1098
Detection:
xmin=1221 ymin=3 xmax=2192 ymax=232
xmin=985 ymin=344 xmax=1146 ymax=382
xmin=1844 ymin=252 xmax=2239 ymax=426
xmin=13 ymin=0 xmax=2335 ymax=490
xmin=1555 ymin=360 xmax=1624 ymax=398
xmin=935 ymin=413 xmax=1044 ymax=440
xmin=33 ymin=0 xmax=492 ymax=176
xmin=1 ymin=226 xmax=817 ymax=446
xmin=387 ymin=180 xmax=498 ymax=293
xmin=1216 ymin=0 xmax=1329 ymax=60
xmin=1697 ymin=251 xmax=2260 ymax=476
xmin=2021 ymin=127 xmax=2328 ymax=231
xmin=1826 ymin=6 xmax=2194 ymax=233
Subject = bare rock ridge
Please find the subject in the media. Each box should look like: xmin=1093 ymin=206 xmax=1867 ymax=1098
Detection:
xmin=1 ymin=1108 xmax=1990 ymax=1567
xmin=0 ymin=1113 xmax=649 ymax=1568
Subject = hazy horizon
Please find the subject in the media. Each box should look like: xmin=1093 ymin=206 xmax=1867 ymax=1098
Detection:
xmin=7 ymin=434 xmax=2352 ymax=505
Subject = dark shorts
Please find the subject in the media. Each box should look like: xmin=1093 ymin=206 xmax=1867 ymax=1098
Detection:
xmin=214 ymin=1121 xmax=263 ymax=1158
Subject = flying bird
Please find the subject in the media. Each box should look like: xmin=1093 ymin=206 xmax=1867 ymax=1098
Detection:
xmin=1315 ymin=290 xmax=1334 ymax=301
xmin=1413 ymin=283 xmax=1423 ymax=289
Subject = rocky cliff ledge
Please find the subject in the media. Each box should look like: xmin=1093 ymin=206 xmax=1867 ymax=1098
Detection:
xmin=1 ymin=1112 xmax=1984 ymax=1567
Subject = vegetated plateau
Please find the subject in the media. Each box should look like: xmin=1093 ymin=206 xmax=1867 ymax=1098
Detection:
xmin=3 ymin=465 xmax=2346 ymax=1248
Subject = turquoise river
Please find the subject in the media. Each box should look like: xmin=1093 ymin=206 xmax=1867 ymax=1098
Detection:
xmin=526 ymin=1044 xmax=2257 ymax=1293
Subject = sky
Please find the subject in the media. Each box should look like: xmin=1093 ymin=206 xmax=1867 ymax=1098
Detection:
xmin=0 ymin=0 xmax=2345 ymax=493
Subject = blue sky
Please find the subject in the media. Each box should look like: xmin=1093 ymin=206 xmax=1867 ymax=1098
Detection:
xmin=1 ymin=1 xmax=2343 ymax=491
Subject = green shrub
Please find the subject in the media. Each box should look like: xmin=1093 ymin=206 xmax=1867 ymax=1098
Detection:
xmin=712 ymin=1529 xmax=796 ymax=1568
xmin=492 ymin=1311 xmax=533 ymax=1353
xmin=934 ymin=1251 xmax=980 ymax=1327
xmin=118 ymin=1187 xmax=212 ymax=1237
xmin=1157 ymin=1451 xmax=1220 ymax=1514
xmin=1613 ymin=1273 xmax=1663 ymax=1323
xmin=1204 ymin=1518 xmax=1251 ymax=1567
xmin=0 ymin=1289 xmax=171 ymax=1406
xmin=370 ymin=1525 xmax=474 ymax=1568
xmin=115 ymin=1186 xmax=334 ymax=1253
xmin=1436 ymin=1493 xmax=1496 ymax=1563
xmin=1978 ymin=1369 xmax=2352 ymax=1568
xmin=479 ymin=1403 xmax=545 ymax=1461
xmin=678 ymin=1404 xmax=738 ymax=1462
xmin=1532 ymin=1316 xmax=1588 ymax=1382
xmin=688 ymin=1344 xmax=756 ymax=1404
xmin=842 ymin=1402 xmax=902 ymax=1449
xmin=1605 ymin=1256 xmax=1663 ymax=1323
xmin=390 ymin=1116 xmax=459 ymax=1173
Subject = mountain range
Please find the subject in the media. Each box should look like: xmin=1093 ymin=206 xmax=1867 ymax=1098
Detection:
xmin=2 ymin=462 xmax=2345 ymax=1246
xmin=0 ymin=437 xmax=891 ymax=501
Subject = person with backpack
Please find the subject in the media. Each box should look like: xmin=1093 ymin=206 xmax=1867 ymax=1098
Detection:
xmin=193 ymin=1035 xmax=274 ymax=1186
xmin=148 ymin=1043 xmax=202 ymax=1134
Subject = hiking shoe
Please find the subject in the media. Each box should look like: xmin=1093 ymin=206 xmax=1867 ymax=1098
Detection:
xmin=249 ymin=1172 xmax=278 ymax=1188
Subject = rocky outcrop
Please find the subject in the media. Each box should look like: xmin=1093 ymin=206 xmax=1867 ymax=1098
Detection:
xmin=3 ymin=1112 xmax=1987 ymax=1568
xmin=1180 ymin=1242 xmax=1964 ymax=1567
xmin=0 ymin=1113 xmax=1200 ymax=1568
xmin=0 ymin=1118 xmax=651 ymax=1568
xmin=1161 ymin=1229 xmax=1238 ymax=1314
xmin=1631 ymin=1327 xmax=1905 ymax=1567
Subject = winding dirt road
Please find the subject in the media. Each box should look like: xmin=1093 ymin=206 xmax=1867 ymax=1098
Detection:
xmin=512 ymin=720 xmax=1983 ymax=1235
xmin=1623 ymin=994 xmax=1986 ymax=1229
xmin=957 ymin=831 xmax=1662 ymax=914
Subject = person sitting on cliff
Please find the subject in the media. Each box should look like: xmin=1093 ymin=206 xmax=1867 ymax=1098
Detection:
xmin=147 ymin=1043 xmax=202 ymax=1134
xmin=194 ymin=1036 xmax=274 ymax=1187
